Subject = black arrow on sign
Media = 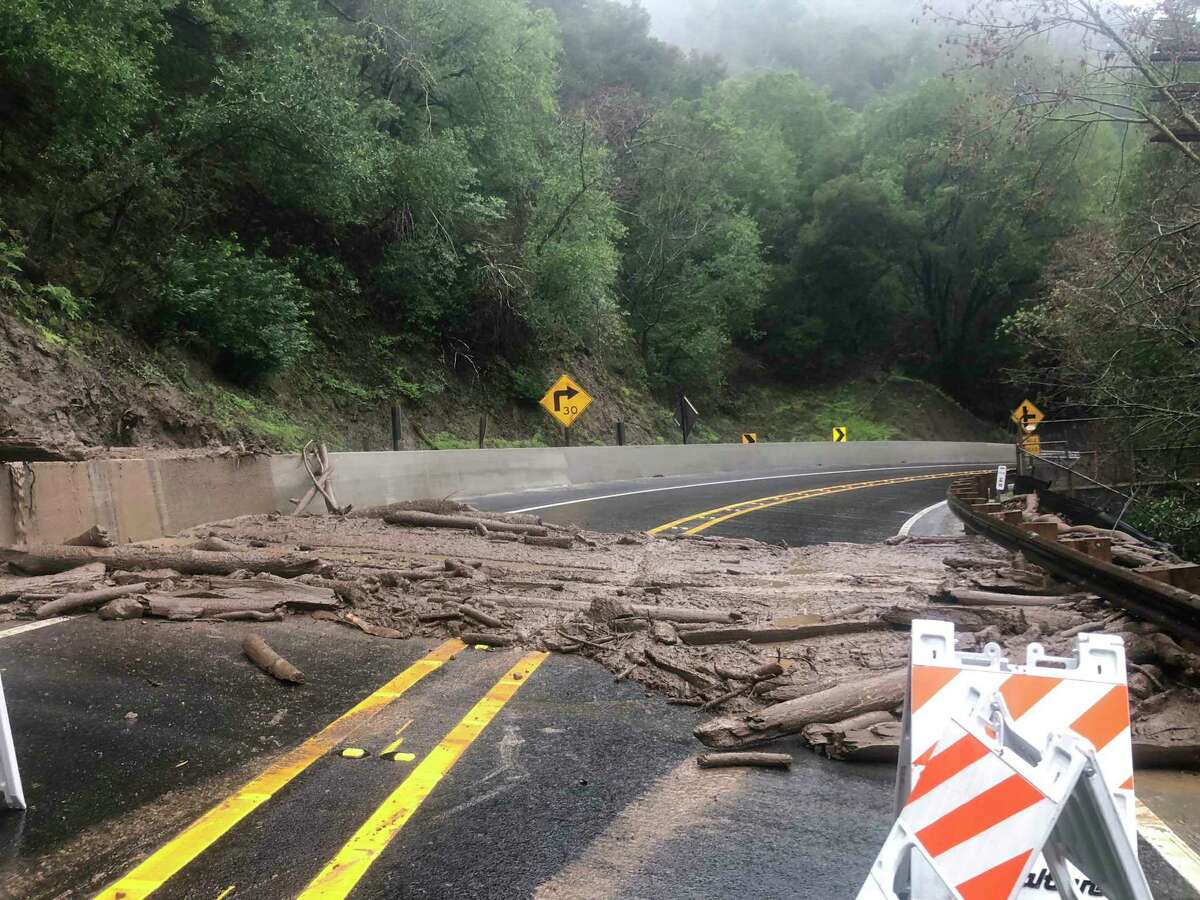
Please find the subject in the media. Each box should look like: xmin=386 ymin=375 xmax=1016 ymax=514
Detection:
xmin=554 ymin=386 xmax=579 ymax=412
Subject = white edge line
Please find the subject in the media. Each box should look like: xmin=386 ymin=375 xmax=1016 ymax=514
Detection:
xmin=0 ymin=617 xmax=72 ymax=640
xmin=502 ymin=463 xmax=1000 ymax=515
xmin=898 ymin=500 xmax=949 ymax=537
xmin=1137 ymin=798 xmax=1200 ymax=890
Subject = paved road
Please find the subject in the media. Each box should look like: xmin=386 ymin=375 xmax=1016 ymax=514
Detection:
xmin=468 ymin=462 xmax=990 ymax=544
xmin=3 ymin=458 xmax=1196 ymax=899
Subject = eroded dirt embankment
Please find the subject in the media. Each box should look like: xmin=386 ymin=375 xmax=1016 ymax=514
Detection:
xmin=3 ymin=500 xmax=1196 ymax=767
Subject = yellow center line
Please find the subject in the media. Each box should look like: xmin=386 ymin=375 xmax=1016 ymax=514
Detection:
xmin=647 ymin=470 xmax=988 ymax=537
xmin=298 ymin=651 xmax=549 ymax=899
xmin=95 ymin=639 xmax=466 ymax=900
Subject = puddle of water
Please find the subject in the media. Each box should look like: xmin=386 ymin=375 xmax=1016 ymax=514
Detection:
xmin=766 ymin=615 xmax=823 ymax=627
xmin=1137 ymin=770 xmax=1200 ymax=849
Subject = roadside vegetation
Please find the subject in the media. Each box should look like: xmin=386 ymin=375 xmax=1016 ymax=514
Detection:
xmin=0 ymin=0 xmax=1105 ymax=417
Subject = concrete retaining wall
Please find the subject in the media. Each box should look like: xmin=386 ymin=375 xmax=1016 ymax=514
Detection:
xmin=3 ymin=441 xmax=1013 ymax=546
xmin=272 ymin=440 xmax=1013 ymax=516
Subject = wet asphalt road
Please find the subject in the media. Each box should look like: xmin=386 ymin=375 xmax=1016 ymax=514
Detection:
xmin=467 ymin=462 xmax=994 ymax=543
xmin=2 ymin=457 xmax=1196 ymax=899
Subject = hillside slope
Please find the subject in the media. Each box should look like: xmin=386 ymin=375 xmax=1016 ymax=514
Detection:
xmin=0 ymin=310 xmax=998 ymax=456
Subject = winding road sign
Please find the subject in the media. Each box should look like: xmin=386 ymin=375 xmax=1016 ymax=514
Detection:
xmin=832 ymin=426 xmax=848 ymax=443
xmin=741 ymin=433 xmax=758 ymax=444
xmin=539 ymin=374 xmax=592 ymax=428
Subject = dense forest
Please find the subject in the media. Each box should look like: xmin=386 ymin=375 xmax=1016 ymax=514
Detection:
xmin=0 ymin=0 xmax=1113 ymax=412
xmin=1 ymin=0 xmax=1197 ymax=547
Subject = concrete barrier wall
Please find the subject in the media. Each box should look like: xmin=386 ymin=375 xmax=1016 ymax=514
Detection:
xmin=271 ymin=441 xmax=1015 ymax=515
xmin=1 ymin=456 xmax=277 ymax=546
xmin=3 ymin=441 xmax=1013 ymax=546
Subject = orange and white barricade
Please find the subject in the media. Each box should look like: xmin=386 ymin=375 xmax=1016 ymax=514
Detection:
xmin=0 ymin=672 xmax=24 ymax=810
xmin=859 ymin=689 xmax=1151 ymax=900
xmin=890 ymin=620 xmax=1137 ymax=898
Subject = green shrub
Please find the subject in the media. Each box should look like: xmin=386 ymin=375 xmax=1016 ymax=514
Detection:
xmin=1127 ymin=494 xmax=1200 ymax=561
xmin=162 ymin=238 xmax=311 ymax=383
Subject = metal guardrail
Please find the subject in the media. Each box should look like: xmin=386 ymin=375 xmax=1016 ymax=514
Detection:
xmin=946 ymin=483 xmax=1200 ymax=644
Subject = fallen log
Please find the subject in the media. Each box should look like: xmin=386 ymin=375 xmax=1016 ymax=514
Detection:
xmin=943 ymin=556 xmax=1004 ymax=570
xmin=418 ymin=610 xmax=462 ymax=623
xmin=1133 ymin=742 xmax=1200 ymax=769
xmin=696 ymin=752 xmax=792 ymax=770
xmin=0 ymin=545 xmax=322 ymax=577
xmin=680 ymin=620 xmax=886 ymax=647
xmin=63 ymin=525 xmax=114 ymax=548
xmin=1067 ymin=525 xmax=1138 ymax=544
xmin=294 ymin=576 xmax=370 ymax=607
xmin=702 ymin=663 xmax=784 ymax=710
xmin=0 ymin=562 xmax=106 ymax=601
xmin=242 ymin=634 xmax=305 ymax=683
xmin=193 ymin=536 xmax=242 ymax=553
xmin=522 ymin=535 xmax=573 ymax=550
xmin=645 ymin=647 xmax=720 ymax=690
xmin=461 ymin=631 xmax=513 ymax=647
xmin=1150 ymin=634 xmax=1200 ymax=675
xmin=936 ymin=588 xmax=1072 ymax=608
xmin=694 ymin=670 xmax=907 ymax=750
xmin=36 ymin=583 xmax=147 ymax=619
xmin=880 ymin=605 xmax=1027 ymax=634
xmin=344 ymin=612 xmax=407 ymax=639
xmin=1059 ymin=621 xmax=1105 ymax=639
xmin=97 ymin=597 xmax=146 ymax=621
xmin=1113 ymin=547 xmax=1157 ymax=568
xmin=486 ymin=594 xmax=740 ymax=624
xmin=459 ymin=604 xmax=505 ymax=629
xmin=827 ymin=720 xmax=903 ymax=762
xmin=801 ymin=711 xmax=896 ymax=750
xmin=213 ymin=610 xmax=281 ymax=622
xmin=444 ymin=559 xmax=484 ymax=579
xmin=383 ymin=510 xmax=547 ymax=536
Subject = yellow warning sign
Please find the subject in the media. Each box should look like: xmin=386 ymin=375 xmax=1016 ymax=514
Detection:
xmin=1011 ymin=399 xmax=1045 ymax=432
xmin=1021 ymin=434 xmax=1042 ymax=456
xmin=741 ymin=433 xmax=758 ymax=444
xmin=832 ymin=426 xmax=848 ymax=443
xmin=539 ymin=373 xmax=593 ymax=428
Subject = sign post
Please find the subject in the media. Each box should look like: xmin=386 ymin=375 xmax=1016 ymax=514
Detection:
xmin=678 ymin=393 xmax=699 ymax=444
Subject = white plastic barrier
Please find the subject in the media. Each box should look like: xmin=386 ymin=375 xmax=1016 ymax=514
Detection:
xmin=0 ymin=672 xmax=25 ymax=810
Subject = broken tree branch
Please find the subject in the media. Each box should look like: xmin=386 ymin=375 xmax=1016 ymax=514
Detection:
xmin=242 ymin=634 xmax=305 ymax=684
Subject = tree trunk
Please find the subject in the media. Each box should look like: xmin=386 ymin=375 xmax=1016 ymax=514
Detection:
xmin=1 ymin=545 xmax=322 ymax=577
xmin=382 ymin=510 xmax=547 ymax=536
xmin=36 ymin=583 xmax=147 ymax=619
xmin=680 ymin=620 xmax=885 ymax=647
xmin=696 ymin=752 xmax=792 ymax=770
xmin=0 ymin=562 xmax=107 ymax=601
xmin=242 ymin=634 xmax=305 ymax=684
xmin=694 ymin=670 xmax=907 ymax=750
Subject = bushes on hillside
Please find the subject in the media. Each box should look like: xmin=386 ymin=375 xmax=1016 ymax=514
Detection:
xmin=161 ymin=239 xmax=311 ymax=383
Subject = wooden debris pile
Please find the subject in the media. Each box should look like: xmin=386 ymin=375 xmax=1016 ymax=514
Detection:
xmin=3 ymin=491 xmax=1197 ymax=772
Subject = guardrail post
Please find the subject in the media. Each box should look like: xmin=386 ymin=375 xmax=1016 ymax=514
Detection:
xmin=391 ymin=402 xmax=404 ymax=451
xmin=616 ymin=421 xmax=626 ymax=446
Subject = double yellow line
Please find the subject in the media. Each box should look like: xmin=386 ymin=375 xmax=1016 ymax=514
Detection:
xmin=97 ymin=641 xmax=547 ymax=900
xmin=648 ymin=470 xmax=988 ymax=537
